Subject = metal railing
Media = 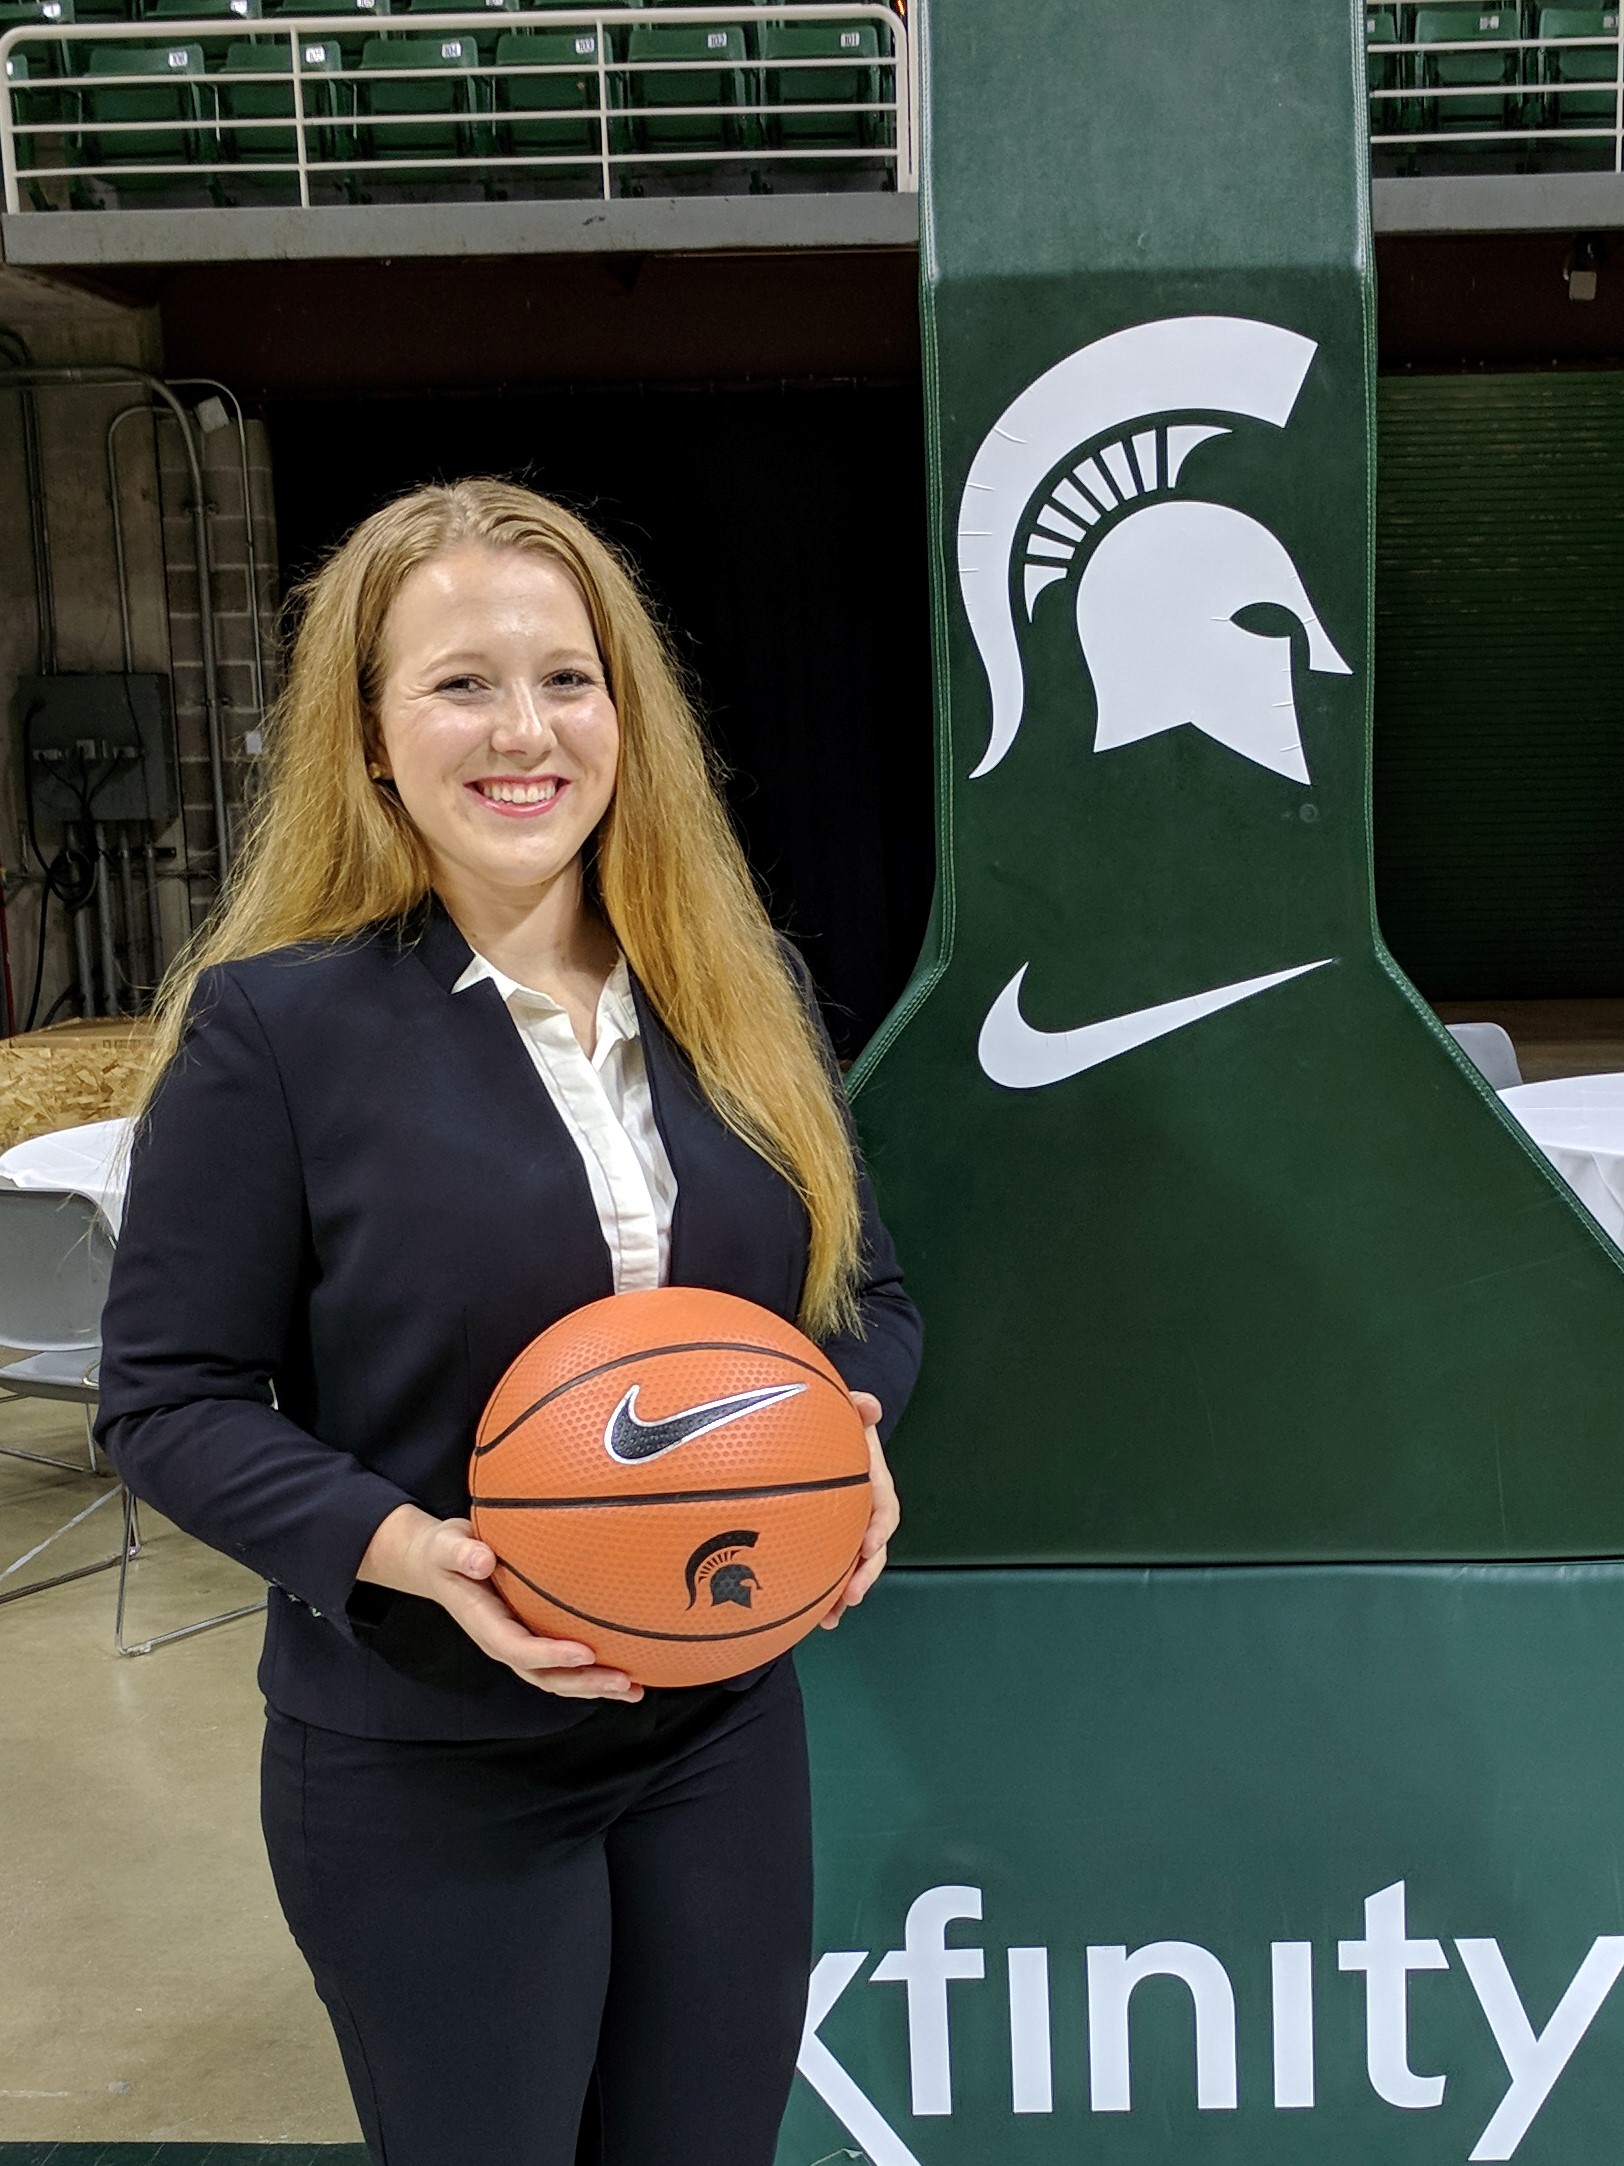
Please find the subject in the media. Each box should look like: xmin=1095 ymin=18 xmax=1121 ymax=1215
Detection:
xmin=1370 ymin=23 xmax=1624 ymax=170
xmin=0 ymin=1 xmax=915 ymax=213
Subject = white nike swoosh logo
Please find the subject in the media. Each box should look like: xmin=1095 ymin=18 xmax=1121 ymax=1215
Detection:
xmin=978 ymin=957 xmax=1335 ymax=1089
xmin=603 ymin=1382 xmax=807 ymax=1464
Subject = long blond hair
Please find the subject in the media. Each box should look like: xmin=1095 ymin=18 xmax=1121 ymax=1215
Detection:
xmin=138 ymin=479 xmax=862 ymax=1337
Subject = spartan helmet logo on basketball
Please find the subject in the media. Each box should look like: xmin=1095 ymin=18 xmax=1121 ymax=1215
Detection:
xmin=685 ymin=1530 xmax=762 ymax=1610
xmin=708 ymin=1562 xmax=759 ymax=1609
xmin=958 ymin=314 xmax=1351 ymax=784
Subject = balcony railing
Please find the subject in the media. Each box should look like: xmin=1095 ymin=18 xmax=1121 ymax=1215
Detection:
xmin=9 ymin=10 xmax=1615 ymax=223
xmin=0 ymin=2 xmax=915 ymax=214
xmin=1369 ymin=15 xmax=1624 ymax=173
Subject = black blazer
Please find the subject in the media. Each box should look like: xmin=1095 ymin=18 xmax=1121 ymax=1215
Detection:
xmin=96 ymin=897 xmax=922 ymax=1740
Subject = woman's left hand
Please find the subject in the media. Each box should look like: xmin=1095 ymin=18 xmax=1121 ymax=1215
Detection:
xmin=821 ymin=1391 xmax=899 ymax=1628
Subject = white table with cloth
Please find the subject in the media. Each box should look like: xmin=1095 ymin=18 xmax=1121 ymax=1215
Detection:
xmin=1499 ymin=1075 xmax=1624 ymax=1250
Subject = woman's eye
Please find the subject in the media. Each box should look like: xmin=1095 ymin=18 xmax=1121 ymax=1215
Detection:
xmin=436 ymin=676 xmax=483 ymax=695
xmin=549 ymin=669 xmax=592 ymax=689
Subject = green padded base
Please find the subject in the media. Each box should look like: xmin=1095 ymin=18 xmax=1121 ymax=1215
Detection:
xmin=780 ymin=1564 xmax=1624 ymax=2165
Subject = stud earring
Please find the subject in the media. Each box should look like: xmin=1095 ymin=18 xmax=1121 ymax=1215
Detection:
xmin=367 ymin=761 xmax=389 ymax=782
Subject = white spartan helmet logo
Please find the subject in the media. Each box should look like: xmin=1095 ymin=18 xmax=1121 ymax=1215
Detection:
xmin=959 ymin=314 xmax=1352 ymax=785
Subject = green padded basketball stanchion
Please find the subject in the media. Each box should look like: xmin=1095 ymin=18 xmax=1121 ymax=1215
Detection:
xmin=780 ymin=1568 xmax=1624 ymax=2165
xmin=776 ymin=2 xmax=1624 ymax=2160
xmin=851 ymin=0 xmax=1624 ymax=1564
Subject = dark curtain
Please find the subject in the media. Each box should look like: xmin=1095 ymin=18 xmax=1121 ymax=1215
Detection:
xmin=267 ymin=383 xmax=934 ymax=1059
xmin=1374 ymin=372 xmax=1624 ymax=998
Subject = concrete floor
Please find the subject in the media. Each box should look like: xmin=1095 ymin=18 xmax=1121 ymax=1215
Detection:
xmin=0 ymin=1394 xmax=360 ymax=2148
xmin=0 ymin=2150 xmax=362 ymax=2163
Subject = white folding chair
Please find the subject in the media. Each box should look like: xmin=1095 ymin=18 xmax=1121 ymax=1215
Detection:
xmin=0 ymin=1183 xmax=265 ymax=1651
xmin=115 ymin=1487 xmax=267 ymax=1658
xmin=0 ymin=1187 xmax=126 ymax=1605
xmin=1447 ymin=1021 xmax=1525 ymax=1093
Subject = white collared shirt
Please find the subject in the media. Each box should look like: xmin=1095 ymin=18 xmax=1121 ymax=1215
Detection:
xmin=452 ymin=950 xmax=677 ymax=1291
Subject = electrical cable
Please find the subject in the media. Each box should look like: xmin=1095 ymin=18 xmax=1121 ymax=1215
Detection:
xmin=22 ymin=870 xmax=52 ymax=1034
xmin=0 ymin=327 xmax=56 ymax=676
xmin=2 ymin=325 xmax=57 ymax=1032
xmin=61 ymin=752 xmax=126 ymax=1020
xmin=20 ymin=699 xmax=98 ymax=1031
xmin=0 ymin=872 xmax=15 ymax=1038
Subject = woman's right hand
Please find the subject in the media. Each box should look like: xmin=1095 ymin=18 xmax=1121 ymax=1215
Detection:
xmin=356 ymin=1503 xmax=643 ymax=1701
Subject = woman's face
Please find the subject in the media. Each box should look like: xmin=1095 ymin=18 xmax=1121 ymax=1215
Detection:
xmin=372 ymin=544 xmax=620 ymax=909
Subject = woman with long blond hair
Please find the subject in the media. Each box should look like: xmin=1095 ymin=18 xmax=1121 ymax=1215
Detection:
xmin=95 ymin=479 xmax=922 ymax=2166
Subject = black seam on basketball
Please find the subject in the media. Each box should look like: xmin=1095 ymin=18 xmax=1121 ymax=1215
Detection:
xmin=491 ymin=1557 xmax=855 ymax=1643
xmin=473 ymin=1338 xmax=849 ymax=1457
xmin=473 ymin=1471 xmax=871 ymax=1510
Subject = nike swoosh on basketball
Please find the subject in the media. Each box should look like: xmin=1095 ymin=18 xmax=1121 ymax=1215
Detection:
xmin=603 ymin=1382 xmax=808 ymax=1464
xmin=978 ymin=957 xmax=1335 ymax=1090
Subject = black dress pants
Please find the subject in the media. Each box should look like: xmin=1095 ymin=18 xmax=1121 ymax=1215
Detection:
xmin=260 ymin=1660 xmax=812 ymax=2166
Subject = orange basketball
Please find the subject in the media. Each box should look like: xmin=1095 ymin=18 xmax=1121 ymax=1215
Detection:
xmin=469 ymin=1287 xmax=872 ymax=1687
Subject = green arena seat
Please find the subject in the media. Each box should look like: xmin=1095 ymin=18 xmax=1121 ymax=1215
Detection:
xmin=215 ymin=34 xmax=346 ymax=198
xmin=0 ymin=0 xmax=73 ymax=81
xmin=491 ymin=24 xmax=600 ymax=187
xmin=4 ymin=37 xmax=45 ymax=146
xmin=270 ymin=0 xmax=391 ymax=21
xmin=0 ymin=0 xmax=73 ymax=30
xmin=1538 ymin=4 xmax=1619 ymax=124
xmin=1366 ymin=7 xmax=1410 ymax=140
xmin=2 ymin=4 xmax=74 ymax=203
xmin=147 ymin=0 xmax=260 ymax=17
xmin=1414 ymin=3 xmax=1526 ymax=131
xmin=355 ymin=30 xmax=486 ymax=181
xmin=5 ymin=44 xmax=40 ymax=156
xmin=1366 ymin=7 xmax=1401 ymax=114
xmin=1366 ymin=5 xmax=1400 ymax=71
xmin=759 ymin=18 xmax=885 ymax=150
xmin=400 ymin=0 xmax=516 ymax=68
xmin=80 ymin=39 xmax=214 ymax=195
xmin=261 ymin=0 xmax=389 ymax=80
xmin=619 ymin=19 xmax=753 ymax=164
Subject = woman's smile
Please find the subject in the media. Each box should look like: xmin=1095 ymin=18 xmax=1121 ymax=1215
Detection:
xmin=466 ymin=773 xmax=569 ymax=816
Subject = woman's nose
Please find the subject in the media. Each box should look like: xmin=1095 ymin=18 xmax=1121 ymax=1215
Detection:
xmin=488 ymin=686 xmax=555 ymax=756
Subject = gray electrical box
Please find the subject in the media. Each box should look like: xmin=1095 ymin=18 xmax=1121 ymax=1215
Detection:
xmin=13 ymin=674 xmax=178 ymax=827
